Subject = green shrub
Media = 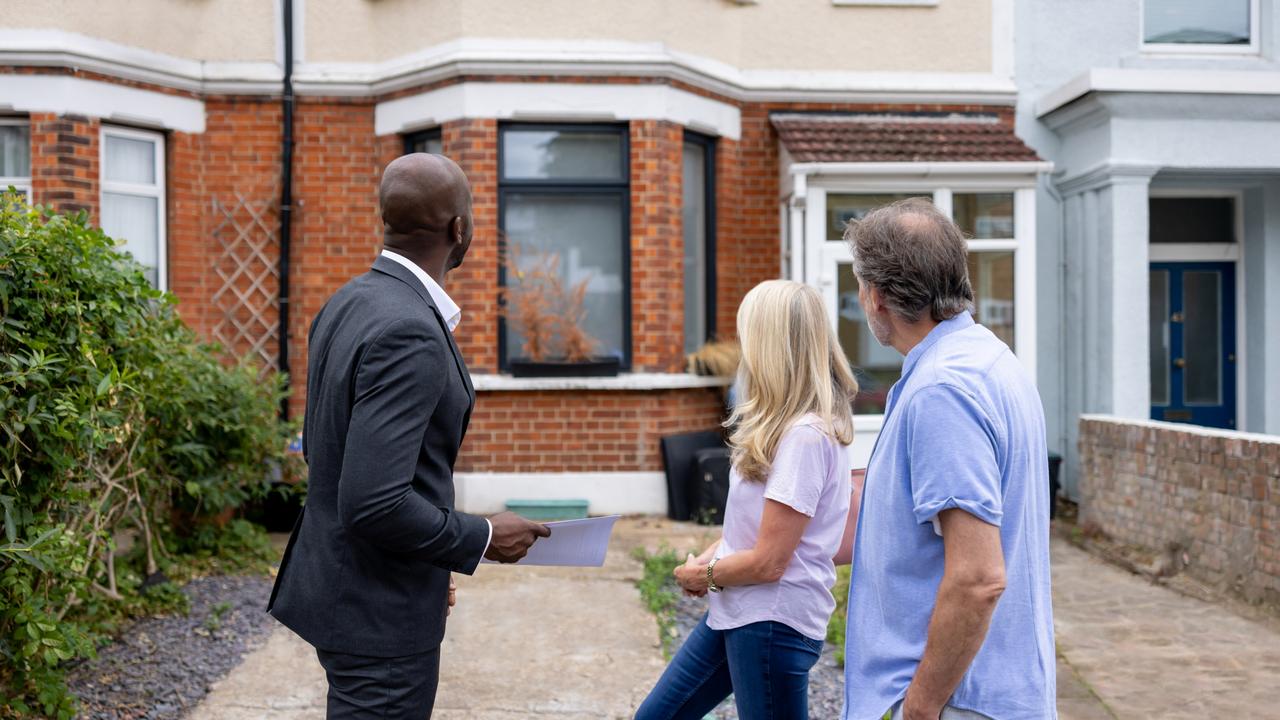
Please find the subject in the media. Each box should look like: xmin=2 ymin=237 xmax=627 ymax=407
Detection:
xmin=0 ymin=194 xmax=292 ymax=717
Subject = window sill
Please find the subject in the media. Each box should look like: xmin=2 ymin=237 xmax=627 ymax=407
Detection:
xmin=471 ymin=372 xmax=733 ymax=392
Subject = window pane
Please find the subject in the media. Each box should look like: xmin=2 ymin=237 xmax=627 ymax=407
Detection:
xmin=827 ymin=194 xmax=925 ymax=241
xmin=1149 ymin=198 xmax=1235 ymax=244
xmin=682 ymin=141 xmax=708 ymax=355
xmin=104 ymin=135 xmax=156 ymax=185
xmin=1145 ymin=0 xmax=1250 ymax=44
xmin=1183 ymin=271 xmax=1222 ymax=405
xmin=102 ymin=192 xmax=160 ymax=276
xmin=954 ymin=193 xmax=1014 ymax=239
xmin=503 ymin=129 xmax=624 ymax=181
xmin=1149 ymin=270 xmax=1171 ymax=406
xmin=968 ymin=251 xmax=1015 ymax=349
xmin=836 ymin=263 xmax=902 ymax=414
xmin=408 ymin=133 xmax=443 ymax=156
xmin=0 ymin=124 xmax=30 ymax=177
xmin=503 ymin=193 xmax=625 ymax=361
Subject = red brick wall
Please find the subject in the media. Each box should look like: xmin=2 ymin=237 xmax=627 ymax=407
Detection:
xmin=442 ymin=118 xmax=500 ymax=374
xmin=29 ymin=113 xmax=99 ymax=221
xmin=290 ymin=99 xmax=381 ymax=417
xmin=1079 ymin=417 xmax=1280 ymax=606
xmin=630 ymin=120 xmax=686 ymax=372
xmin=457 ymin=387 xmax=725 ymax=472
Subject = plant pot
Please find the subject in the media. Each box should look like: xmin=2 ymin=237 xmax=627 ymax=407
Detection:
xmin=509 ymin=356 xmax=621 ymax=378
xmin=505 ymin=499 xmax=589 ymax=521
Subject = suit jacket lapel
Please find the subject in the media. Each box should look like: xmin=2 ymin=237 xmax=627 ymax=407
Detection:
xmin=371 ymin=256 xmax=476 ymax=416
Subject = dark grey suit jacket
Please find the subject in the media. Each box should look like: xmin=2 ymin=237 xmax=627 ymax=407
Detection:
xmin=268 ymin=255 xmax=490 ymax=657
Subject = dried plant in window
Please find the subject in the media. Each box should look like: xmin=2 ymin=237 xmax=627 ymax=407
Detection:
xmin=499 ymin=240 xmax=600 ymax=363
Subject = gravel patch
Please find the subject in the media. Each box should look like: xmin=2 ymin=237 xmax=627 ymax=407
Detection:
xmin=670 ymin=594 xmax=845 ymax=719
xmin=66 ymin=574 xmax=276 ymax=720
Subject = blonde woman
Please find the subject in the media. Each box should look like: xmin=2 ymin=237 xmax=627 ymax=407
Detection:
xmin=636 ymin=280 xmax=859 ymax=720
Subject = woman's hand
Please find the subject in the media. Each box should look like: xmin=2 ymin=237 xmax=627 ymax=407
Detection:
xmin=674 ymin=553 xmax=711 ymax=597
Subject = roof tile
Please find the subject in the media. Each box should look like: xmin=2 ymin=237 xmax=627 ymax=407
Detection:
xmin=771 ymin=113 xmax=1042 ymax=164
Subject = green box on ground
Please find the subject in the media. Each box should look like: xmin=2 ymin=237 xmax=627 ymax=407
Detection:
xmin=504 ymin=499 xmax=589 ymax=521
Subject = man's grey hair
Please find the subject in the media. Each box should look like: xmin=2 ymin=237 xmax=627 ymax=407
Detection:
xmin=842 ymin=197 xmax=974 ymax=324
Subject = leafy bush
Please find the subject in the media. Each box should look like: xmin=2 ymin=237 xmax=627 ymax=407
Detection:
xmin=0 ymin=195 xmax=291 ymax=717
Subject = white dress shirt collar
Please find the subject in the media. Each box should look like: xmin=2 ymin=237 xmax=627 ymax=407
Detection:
xmin=380 ymin=249 xmax=462 ymax=332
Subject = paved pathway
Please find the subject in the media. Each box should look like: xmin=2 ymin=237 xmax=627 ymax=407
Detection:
xmin=1051 ymin=538 xmax=1280 ymax=719
xmin=189 ymin=521 xmax=1280 ymax=719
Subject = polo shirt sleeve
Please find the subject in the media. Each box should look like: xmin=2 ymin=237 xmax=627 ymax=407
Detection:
xmin=764 ymin=425 xmax=829 ymax=517
xmin=906 ymin=384 xmax=1003 ymax=528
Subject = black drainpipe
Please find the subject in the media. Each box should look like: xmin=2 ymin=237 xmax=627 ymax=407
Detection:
xmin=278 ymin=0 xmax=295 ymax=420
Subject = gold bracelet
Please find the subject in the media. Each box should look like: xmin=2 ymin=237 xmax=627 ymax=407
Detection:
xmin=707 ymin=557 xmax=723 ymax=593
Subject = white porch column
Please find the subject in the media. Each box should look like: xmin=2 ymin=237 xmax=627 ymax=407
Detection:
xmin=1059 ymin=166 xmax=1156 ymax=428
xmin=1099 ymin=173 xmax=1153 ymax=419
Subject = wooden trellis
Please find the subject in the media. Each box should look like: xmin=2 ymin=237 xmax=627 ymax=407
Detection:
xmin=210 ymin=192 xmax=280 ymax=371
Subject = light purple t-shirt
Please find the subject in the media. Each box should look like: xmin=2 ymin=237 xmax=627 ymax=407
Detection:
xmin=708 ymin=414 xmax=853 ymax=641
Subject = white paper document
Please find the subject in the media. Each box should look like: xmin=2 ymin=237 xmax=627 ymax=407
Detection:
xmin=482 ymin=515 xmax=621 ymax=567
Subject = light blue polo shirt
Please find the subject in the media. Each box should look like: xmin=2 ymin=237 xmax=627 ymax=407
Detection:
xmin=842 ymin=312 xmax=1057 ymax=720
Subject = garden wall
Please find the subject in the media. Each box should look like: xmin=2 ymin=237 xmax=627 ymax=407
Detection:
xmin=1078 ymin=415 xmax=1280 ymax=606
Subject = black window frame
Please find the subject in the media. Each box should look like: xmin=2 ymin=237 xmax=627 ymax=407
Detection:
xmin=682 ymin=130 xmax=717 ymax=352
xmin=404 ymin=127 xmax=443 ymax=155
xmin=496 ymin=122 xmax=632 ymax=371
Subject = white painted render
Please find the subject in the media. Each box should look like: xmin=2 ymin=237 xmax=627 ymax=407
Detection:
xmin=0 ymin=74 xmax=206 ymax=133
xmin=375 ymin=82 xmax=742 ymax=140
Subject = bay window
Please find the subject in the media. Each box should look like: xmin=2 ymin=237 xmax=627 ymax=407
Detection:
xmin=682 ymin=132 xmax=716 ymax=355
xmin=498 ymin=124 xmax=630 ymax=369
xmin=405 ymin=128 xmax=443 ymax=156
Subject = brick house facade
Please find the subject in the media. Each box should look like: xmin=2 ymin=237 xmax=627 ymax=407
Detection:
xmin=2 ymin=0 xmax=1040 ymax=513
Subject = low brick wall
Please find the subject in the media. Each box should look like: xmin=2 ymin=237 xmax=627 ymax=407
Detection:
xmin=1078 ymin=415 xmax=1280 ymax=605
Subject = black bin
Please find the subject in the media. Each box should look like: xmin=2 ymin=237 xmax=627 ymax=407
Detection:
xmin=660 ymin=430 xmax=725 ymax=521
xmin=691 ymin=447 xmax=732 ymax=525
xmin=1047 ymin=452 xmax=1062 ymax=519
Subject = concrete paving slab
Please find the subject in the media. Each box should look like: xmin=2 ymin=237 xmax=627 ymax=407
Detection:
xmin=1051 ymin=538 xmax=1280 ymax=719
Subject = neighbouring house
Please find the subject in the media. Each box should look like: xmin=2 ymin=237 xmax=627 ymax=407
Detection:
xmin=1 ymin=0 xmax=1041 ymax=515
xmin=1015 ymin=0 xmax=1280 ymax=603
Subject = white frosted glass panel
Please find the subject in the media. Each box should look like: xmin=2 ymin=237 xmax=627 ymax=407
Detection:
xmin=503 ymin=130 xmax=623 ymax=181
xmin=1149 ymin=270 xmax=1170 ymax=406
xmin=105 ymin=135 xmax=157 ymax=185
xmin=102 ymin=192 xmax=160 ymax=273
xmin=0 ymin=125 xmax=30 ymax=177
xmin=1183 ymin=271 xmax=1221 ymax=405
xmin=682 ymin=141 xmax=707 ymax=355
xmin=503 ymin=193 xmax=624 ymax=360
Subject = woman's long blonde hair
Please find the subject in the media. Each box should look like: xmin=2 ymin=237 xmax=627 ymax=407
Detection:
xmin=727 ymin=280 xmax=858 ymax=483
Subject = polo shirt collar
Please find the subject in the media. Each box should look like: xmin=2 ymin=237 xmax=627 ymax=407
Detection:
xmin=900 ymin=311 xmax=974 ymax=379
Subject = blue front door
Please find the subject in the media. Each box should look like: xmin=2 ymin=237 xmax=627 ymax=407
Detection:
xmin=1149 ymin=262 xmax=1237 ymax=429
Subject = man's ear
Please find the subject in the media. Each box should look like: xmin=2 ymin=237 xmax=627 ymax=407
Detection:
xmin=450 ymin=216 xmax=464 ymax=246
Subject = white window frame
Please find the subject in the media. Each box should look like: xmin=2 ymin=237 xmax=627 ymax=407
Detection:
xmin=803 ymin=179 xmax=1037 ymax=381
xmin=1141 ymin=0 xmax=1260 ymax=55
xmin=0 ymin=117 xmax=32 ymax=201
xmin=100 ymin=125 xmax=166 ymax=290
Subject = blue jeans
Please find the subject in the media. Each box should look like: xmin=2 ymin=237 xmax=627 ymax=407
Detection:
xmin=635 ymin=615 xmax=824 ymax=720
